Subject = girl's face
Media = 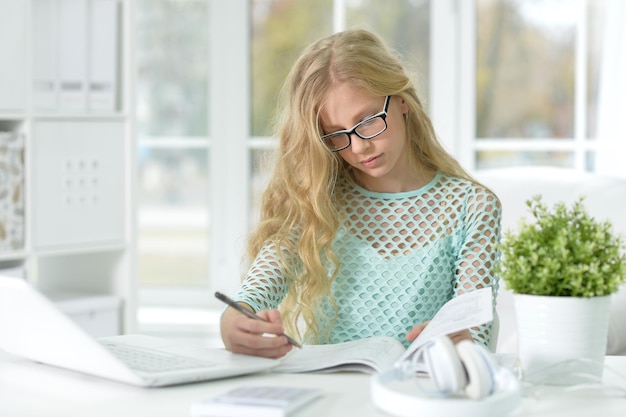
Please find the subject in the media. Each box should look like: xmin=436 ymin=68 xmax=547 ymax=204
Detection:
xmin=319 ymin=83 xmax=414 ymax=193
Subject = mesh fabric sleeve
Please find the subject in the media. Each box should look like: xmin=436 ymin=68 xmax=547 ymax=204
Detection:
xmin=234 ymin=240 xmax=293 ymax=313
xmin=454 ymin=183 xmax=502 ymax=347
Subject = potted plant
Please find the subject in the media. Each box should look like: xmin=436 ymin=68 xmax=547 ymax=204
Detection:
xmin=497 ymin=195 xmax=626 ymax=384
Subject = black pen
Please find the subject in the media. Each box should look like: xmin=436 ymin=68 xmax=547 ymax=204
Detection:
xmin=215 ymin=291 xmax=302 ymax=348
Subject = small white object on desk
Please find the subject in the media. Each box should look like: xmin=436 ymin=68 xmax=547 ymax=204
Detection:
xmin=190 ymin=385 xmax=323 ymax=417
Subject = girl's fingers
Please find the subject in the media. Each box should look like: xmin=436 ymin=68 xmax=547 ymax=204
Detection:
xmin=448 ymin=329 xmax=474 ymax=344
xmin=405 ymin=321 xmax=429 ymax=341
xmin=232 ymin=313 xmax=284 ymax=337
xmin=229 ymin=331 xmax=292 ymax=358
xmin=226 ymin=311 xmax=293 ymax=359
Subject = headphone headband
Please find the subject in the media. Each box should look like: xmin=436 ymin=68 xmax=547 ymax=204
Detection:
xmin=370 ymin=338 xmax=522 ymax=417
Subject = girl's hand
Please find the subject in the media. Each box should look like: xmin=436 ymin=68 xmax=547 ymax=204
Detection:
xmin=220 ymin=305 xmax=293 ymax=359
xmin=405 ymin=321 xmax=429 ymax=342
xmin=446 ymin=328 xmax=474 ymax=344
xmin=406 ymin=321 xmax=474 ymax=344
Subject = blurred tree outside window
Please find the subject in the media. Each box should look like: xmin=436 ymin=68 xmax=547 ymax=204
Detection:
xmin=135 ymin=0 xmax=210 ymax=290
xmin=475 ymin=0 xmax=607 ymax=169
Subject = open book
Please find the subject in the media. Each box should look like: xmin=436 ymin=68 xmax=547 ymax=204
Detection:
xmin=273 ymin=287 xmax=493 ymax=374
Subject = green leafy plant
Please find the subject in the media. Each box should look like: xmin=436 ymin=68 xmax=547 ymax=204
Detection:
xmin=497 ymin=195 xmax=626 ymax=297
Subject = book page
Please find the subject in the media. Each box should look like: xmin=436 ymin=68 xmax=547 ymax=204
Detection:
xmin=272 ymin=287 xmax=493 ymax=374
xmin=396 ymin=286 xmax=493 ymax=364
xmin=274 ymin=336 xmax=406 ymax=374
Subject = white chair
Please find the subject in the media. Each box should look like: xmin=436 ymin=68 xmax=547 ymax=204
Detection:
xmin=474 ymin=166 xmax=626 ymax=355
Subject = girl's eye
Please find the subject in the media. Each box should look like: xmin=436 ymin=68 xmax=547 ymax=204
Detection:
xmin=360 ymin=117 xmax=376 ymax=126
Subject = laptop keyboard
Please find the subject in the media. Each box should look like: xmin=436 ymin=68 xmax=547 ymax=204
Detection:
xmin=101 ymin=341 xmax=217 ymax=373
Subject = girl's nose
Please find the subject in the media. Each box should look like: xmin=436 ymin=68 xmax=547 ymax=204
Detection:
xmin=348 ymin=134 xmax=371 ymax=154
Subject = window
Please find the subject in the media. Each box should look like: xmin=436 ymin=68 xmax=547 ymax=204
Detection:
xmin=135 ymin=0 xmax=211 ymax=306
xmin=135 ymin=0 xmax=623 ymax=316
xmin=135 ymin=0 xmax=431 ymax=309
xmin=471 ymin=0 xmax=610 ymax=171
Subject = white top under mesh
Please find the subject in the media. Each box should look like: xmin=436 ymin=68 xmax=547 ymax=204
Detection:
xmin=235 ymin=171 xmax=501 ymax=347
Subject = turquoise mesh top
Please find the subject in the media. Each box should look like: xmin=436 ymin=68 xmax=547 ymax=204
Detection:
xmin=235 ymin=171 xmax=501 ymax=348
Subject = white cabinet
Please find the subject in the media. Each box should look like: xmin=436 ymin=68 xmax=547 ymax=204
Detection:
xmin=32 ymin=120 xmax=126 ymax=248
xmin=0 ymin=0 xmax=134 ymax=336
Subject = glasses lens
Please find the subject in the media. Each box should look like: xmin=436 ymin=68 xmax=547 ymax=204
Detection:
xmin=322 ymin=133 xmax=350 ymax=151
xmin=355 ymin=116 xmax=386 ymax=139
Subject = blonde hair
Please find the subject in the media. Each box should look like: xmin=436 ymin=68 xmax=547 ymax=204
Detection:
xmin=246 ymin=29 xmax=474 ymax=343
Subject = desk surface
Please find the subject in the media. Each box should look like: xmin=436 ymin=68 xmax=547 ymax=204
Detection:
xmin=1 ymin=352 xmax=625 ymax=417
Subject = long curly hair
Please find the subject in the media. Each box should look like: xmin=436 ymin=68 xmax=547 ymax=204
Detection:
xmin=245 ymin=29 xmax=474 ymax=343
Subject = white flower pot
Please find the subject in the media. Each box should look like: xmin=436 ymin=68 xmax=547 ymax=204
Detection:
xmin=513 ymin=294 xmax=611 ymax=385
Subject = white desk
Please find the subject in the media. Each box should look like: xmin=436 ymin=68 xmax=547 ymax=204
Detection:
xmin=1 ymin=351 xmax=625 ymax=417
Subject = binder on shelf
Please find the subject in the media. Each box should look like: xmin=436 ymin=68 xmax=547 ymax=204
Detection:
xmin=32 ymin=0 xmax=59 ymax=111
xmin=0 ymin=0 xmax=26 ymax=111
xmin=57 ymin=0 xmax=88 ymax=112
xmin=88 ymin=0 xmax=119 ymax=112
xmin=0 ymin=130 xmax=25 ymax=252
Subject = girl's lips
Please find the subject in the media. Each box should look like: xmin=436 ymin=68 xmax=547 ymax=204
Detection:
xmin=361 ymin=155 xmax=381 ymax=169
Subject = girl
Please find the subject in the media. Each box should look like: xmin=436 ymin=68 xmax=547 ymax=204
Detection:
xmin=220 ymin=29 xmax=501 ymax=359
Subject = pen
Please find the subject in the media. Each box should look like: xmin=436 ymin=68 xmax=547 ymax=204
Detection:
xmin=215 ymin=291 xmax=302 ymax=348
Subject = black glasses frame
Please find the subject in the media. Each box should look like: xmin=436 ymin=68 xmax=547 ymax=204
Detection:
xmin=320 ymin=95 xmax=391 ymax=152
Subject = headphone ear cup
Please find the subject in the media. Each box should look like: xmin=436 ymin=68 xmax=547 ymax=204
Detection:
xmin=456 ymin=340 xmax=496 ymax=400
xmin=422 ymin=336 xmax=468 ymax=395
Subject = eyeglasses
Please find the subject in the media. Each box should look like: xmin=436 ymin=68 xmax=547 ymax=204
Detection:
xmin=320 ymin=96 xmax=390 ymax=152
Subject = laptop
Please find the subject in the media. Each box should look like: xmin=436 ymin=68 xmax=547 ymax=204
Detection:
xmin=0 ymin=275 xmax=279 ymax=387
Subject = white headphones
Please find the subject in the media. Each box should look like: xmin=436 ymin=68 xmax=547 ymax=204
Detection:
xmin=371 ymin=336 xmax=522 ymax=417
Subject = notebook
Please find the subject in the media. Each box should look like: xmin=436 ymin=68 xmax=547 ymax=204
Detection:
xmin=0 ymin=275 xmax=279 ymax=387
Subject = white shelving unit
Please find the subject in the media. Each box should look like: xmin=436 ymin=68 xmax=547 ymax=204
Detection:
xmin=0 ymin=0 xmax=135 ymax=335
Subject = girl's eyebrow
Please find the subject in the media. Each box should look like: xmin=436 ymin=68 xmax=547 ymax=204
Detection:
xmin=322 ymin=102 xmax=380 ymax=132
